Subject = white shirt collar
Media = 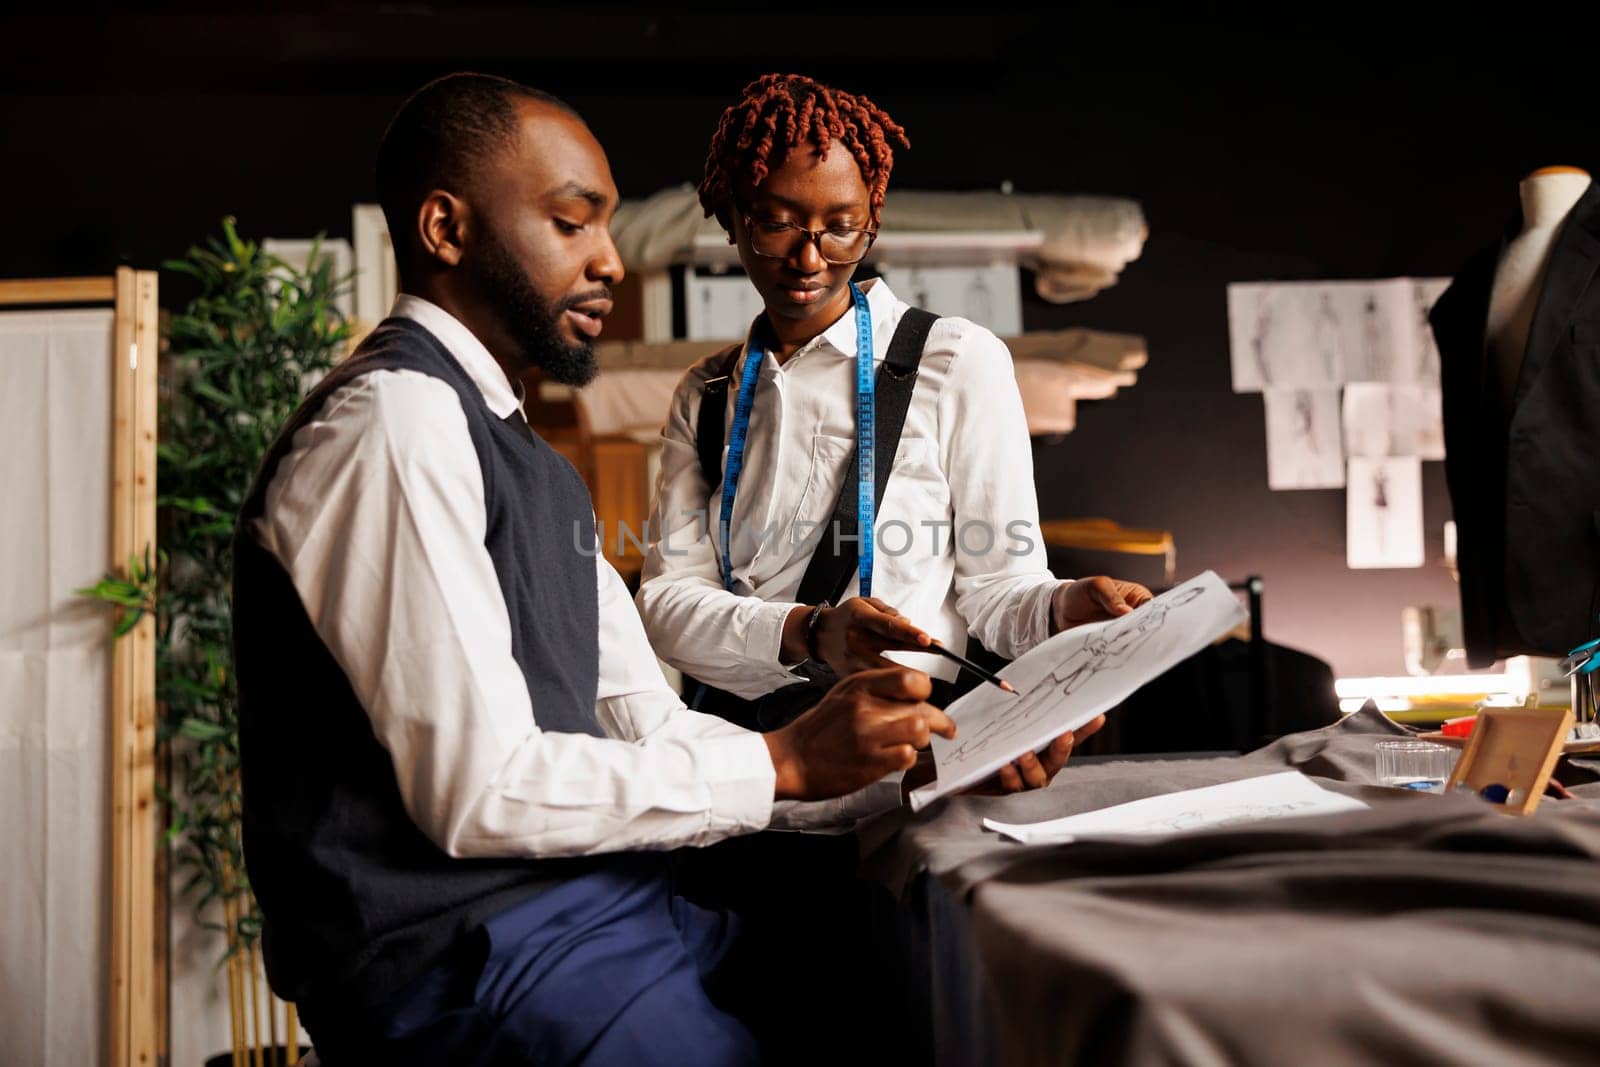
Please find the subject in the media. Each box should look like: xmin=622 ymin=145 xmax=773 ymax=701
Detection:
xmin=745 ymin=277 xmax=900 ymax=364
xmin=815 ymin=276 xmax=896 ymax=359
xmin=391 ymin=294 xmax=524 ymax=419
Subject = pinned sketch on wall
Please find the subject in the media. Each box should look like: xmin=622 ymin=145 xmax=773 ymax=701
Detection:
xmin=1342 ymin=281 xmax=1424 ymax=383
xmin=685 ymin=271 xmax=766 ymax=340
xmin=1342 ymin=383 xmax=1445 ymax=461
xmin=1226 ymin=276 xmax=1450 ymax=570
xmin=1413 ymin=278 xmax=1451 ymax=384
xmin=1346 ymin=456 xmax=1424 ymax=568
xmin=1228 ymin=278 xmax=1450 ymax=392
xmin=908 ymin=571 xmax=1247 ymax=811
xmin=879 ymin=264 xmax=1023 ymax=336
xmin=1227 ymin=283 xmax=1348 ymax=390
xmin=1264 ymin=388 xmax=1345 ymax=489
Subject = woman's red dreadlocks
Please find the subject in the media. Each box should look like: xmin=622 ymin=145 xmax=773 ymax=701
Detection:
xmin=698 ymin=73 xmax=909 ymax=227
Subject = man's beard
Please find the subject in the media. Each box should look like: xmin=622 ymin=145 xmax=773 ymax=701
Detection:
xmin=474 ymin=230 xmax=603 ymax=387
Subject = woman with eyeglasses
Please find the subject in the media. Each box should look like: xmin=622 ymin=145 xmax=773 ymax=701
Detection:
xmin=633 ymin=71 xmax=1152 ymax=1062
xmin=638 ymin=71 xmax=1147 ymax=782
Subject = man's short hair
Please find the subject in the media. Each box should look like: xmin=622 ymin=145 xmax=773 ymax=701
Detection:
xmin=376 ymin=72 xmax=577 ymax=274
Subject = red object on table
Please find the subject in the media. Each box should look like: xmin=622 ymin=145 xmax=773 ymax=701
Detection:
xmin=1441 ymin=715 xmax=1477 ymax=738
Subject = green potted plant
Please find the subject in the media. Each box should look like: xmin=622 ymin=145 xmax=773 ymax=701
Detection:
xmin=83 ymin=217 xmax=351 ymax=1067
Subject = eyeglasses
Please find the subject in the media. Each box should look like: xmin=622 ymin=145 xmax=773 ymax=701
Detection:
xmin=740 ymin=212 xmax=878 ymax=266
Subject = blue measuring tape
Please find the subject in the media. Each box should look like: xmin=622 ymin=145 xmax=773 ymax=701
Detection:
xmin=719 ymin=281 xmax=876 ymax=597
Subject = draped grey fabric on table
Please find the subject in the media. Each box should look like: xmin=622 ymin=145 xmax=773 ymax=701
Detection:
xmin=860 ymin=708 xmax=1600 ymax=1066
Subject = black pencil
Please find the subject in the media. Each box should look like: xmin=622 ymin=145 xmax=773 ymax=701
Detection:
xmin=925 ymin=642 xmax=1017 ymax=694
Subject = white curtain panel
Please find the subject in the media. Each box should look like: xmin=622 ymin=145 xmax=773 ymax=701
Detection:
xmin=0 ymin=309 xmax=114 ymax=1067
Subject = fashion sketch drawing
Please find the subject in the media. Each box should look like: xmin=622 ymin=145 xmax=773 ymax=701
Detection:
xmin=946 ymin=586 xmax=1206 ymax=762
xmin=909 ymin=572 xmax=1248 ymax=809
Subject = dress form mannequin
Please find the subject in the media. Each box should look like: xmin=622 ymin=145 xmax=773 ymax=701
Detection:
xmin=1432 ymin=165 xmax=1600 ymax=665
xmin=1485 ymin=166 xmax=1593 ymax=401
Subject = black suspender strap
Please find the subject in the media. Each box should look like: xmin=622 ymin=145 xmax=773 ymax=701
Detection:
xmin=795 ymin=307 xmax=938 ymax=607
xmin=695 ymin=343 xmax=743 ymax=494
xmin=692 ymin=309 xmax=940 ymax=608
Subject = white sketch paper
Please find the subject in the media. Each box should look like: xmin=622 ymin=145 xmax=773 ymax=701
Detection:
xmin=1229 ymin=278 xmax=1452 ymax=393
xmin=685 ymin=271 xmax=765 ymax=340
xmin=1346 ymin=456 xmax=1424 ymax=568
xmin=1264 ymin=387 xmax=1345 ymax=489
xmin=878 ymin=264 xmax=1023 ymax=336
xmin=1342 ymin=383 xmax=1445 ymax=461
xmin=1341 ymin=280 xmax=1421 ymax=384
xmin=1413 ymin=277 xmax=1450 ymax=385
xmin=1228 ymin=282 xmax=1349 ymax=392
xmin=908 ymin=571 xmax=1247 ymax=811
xmin=980 ymin=771 xmax=1368 ymax=844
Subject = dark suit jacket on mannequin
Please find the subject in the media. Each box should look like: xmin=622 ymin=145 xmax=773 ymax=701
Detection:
xmin=1430 ymin=181 xmax=1600 ymax=667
